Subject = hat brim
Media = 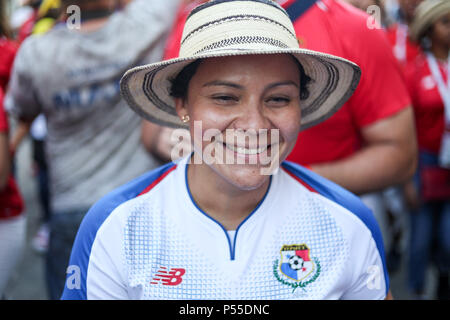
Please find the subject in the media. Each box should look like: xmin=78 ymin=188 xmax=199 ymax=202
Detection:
xmin=120 ymin=48 xmax=361 ymax=131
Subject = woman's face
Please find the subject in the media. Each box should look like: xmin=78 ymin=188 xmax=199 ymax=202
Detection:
xmin=430 ymin=12 xmax=450 ymax=49
xmin=175 ymin=54 xmax=302 ymax=191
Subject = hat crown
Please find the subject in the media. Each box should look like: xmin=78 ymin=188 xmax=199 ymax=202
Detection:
xmin=179 ymin=0 xmax=300 ymax=57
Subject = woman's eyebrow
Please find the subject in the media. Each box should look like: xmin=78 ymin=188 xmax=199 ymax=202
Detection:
xmin=265 ymin=81 xmax=299 ymax=91
xmin=202 ymin=80 xmax=299 ymax=90
xmin=202 ymin=81 xmax=243 ymax=89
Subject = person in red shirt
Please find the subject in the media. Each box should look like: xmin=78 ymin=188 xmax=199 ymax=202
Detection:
xmin=279 ymin=0 xmax=416 ymax=196
xmin=385 ymin=0 xmax=423 ymax=66
xmin=403 ymin=0 xmax=450 ymax=299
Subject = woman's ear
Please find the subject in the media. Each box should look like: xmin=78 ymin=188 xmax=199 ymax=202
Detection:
xmin=175 ymin=97 xmax=189 ymax=122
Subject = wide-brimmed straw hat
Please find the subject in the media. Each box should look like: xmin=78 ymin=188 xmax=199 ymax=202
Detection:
xmin=120 ymin=0 xmax=361 ymax=130
xmin=410 ymin=0 xmax=450 ymax=42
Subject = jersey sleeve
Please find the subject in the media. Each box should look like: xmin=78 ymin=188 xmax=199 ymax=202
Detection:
xmin=5 ymin=39 xmax=42 ymax=121
xmin=85 ymin=209 xmax=129 ymax=300
xmin=281 ymin=161 xmax=389 ymax=299
xmin=60 ymin=197 xmax=128 ymax=300
xmin=344 ymin=23 xmax=411 ymax=128
xmin=61 ymin=163 xmax=177 ymax=300
xmin=340 ymin=219 xmax=388 ymax=300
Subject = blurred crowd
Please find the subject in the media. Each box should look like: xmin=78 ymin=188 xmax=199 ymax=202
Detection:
xmin=0 ymin=0 xmax=449 ymax=300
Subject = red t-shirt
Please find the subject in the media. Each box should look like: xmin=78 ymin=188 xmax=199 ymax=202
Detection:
xmin=404 ymin=53 xmax=448 ymax=154
xmin=0 ymin=38 xmax=19 ymax=91
xmin=163 ymin=0 xmax=411 ymax=165
xmin=0 ymin=88 xmax=24 ymax=219
xmin=385 ymin=23 xmax=421 ymax=67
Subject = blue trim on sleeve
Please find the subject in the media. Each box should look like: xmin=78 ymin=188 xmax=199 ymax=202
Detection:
xmin=281 ymin=161 xmax=390 ymax=295
xmin=60 ymin=162 xmax=176 ymax=300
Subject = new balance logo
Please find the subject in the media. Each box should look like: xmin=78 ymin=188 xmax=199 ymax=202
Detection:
xmin=150 ymin=267 xmax=186 ymax=286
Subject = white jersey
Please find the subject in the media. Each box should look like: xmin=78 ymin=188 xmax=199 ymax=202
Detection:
xmin=61 ymin=156 xmax=389 ymax=300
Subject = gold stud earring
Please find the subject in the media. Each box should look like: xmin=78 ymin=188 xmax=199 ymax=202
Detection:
xmin=181 ymin=115 xmax=190 ymax=123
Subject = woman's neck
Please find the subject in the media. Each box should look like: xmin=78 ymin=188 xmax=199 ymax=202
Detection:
xmin=187 ymin=163 xmax=270 ymax=230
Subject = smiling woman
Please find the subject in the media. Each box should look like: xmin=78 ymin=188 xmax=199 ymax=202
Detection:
xmin=62 ymin=0 xmax=391 ymax=300
xmin=177 ymin=54 xmax=302 ymax=203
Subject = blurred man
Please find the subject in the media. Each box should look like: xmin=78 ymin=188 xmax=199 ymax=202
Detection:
xmin=278 ymin=0 xmax=416 ymax=192
xmin=283 ymin=1 xmax=417 ymax=279
xmin=6 ymin=0 xmax=181 ymax=299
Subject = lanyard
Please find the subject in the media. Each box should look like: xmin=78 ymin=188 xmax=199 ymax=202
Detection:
xmin=426 ymin=52 xmax=450 ymax=124
xmin=394 ymin=23 xmax=407 ymax=63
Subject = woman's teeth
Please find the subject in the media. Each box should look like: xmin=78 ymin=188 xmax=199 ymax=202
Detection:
xmin=225 ymin=144 xmax=268 ymax=155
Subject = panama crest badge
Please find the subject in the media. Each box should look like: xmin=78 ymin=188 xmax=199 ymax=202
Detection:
xmin=273 ymin=244 xmax=321 ymax=293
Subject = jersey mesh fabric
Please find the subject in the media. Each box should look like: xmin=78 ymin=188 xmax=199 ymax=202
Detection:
xmin=63 ymin=156 xmax=388 ymax=300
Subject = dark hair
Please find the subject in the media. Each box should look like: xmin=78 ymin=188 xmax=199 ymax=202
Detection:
xmin=418 ymin=26 xmax=433 ymax=51
xmin=169 ymin=59 xmax=203 ymax=99
xmin=169 ymin=56 xmax=312 ymax=101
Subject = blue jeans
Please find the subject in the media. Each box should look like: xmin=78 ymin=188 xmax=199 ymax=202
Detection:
xmin=408 ymin=151 xmax=450 ymax=294
xmin=46 ymin=208 xmax=88 ymax=300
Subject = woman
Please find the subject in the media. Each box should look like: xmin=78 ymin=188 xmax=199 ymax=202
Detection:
xmin=62 ymin=0 xmax=390 ymax=300
xmin=404 ymin=0 xmax=450 ymax=299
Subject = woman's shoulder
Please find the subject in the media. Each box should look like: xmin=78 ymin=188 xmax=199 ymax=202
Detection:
xmin=78 ymin=163 xmax=178 ymax=237
xmin=280 ymin=161 xmax=383 ymax=243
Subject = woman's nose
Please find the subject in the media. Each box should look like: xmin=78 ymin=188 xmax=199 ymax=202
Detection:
xmin=232 ymin=98 xmax=270 ymax=131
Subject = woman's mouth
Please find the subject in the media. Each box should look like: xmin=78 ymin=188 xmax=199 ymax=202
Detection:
xmin=223 ymin=143 xmax=269 ymax=155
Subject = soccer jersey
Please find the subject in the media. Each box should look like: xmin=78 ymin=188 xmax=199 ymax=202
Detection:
xmin=62 ymin=156 xmax=388 ymax=300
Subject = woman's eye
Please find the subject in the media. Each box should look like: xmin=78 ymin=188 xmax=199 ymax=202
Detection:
xmin=266 ymin=96 xmax=291 ymax=106
xmin=212 ymin=95 xmax=238 ymax=103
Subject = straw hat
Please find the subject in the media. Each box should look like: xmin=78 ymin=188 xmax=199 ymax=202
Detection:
xmin=120 ymin=0 xmax=361 ymax=130
xmin=410 ymin=0 xmax=450 ymax=42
